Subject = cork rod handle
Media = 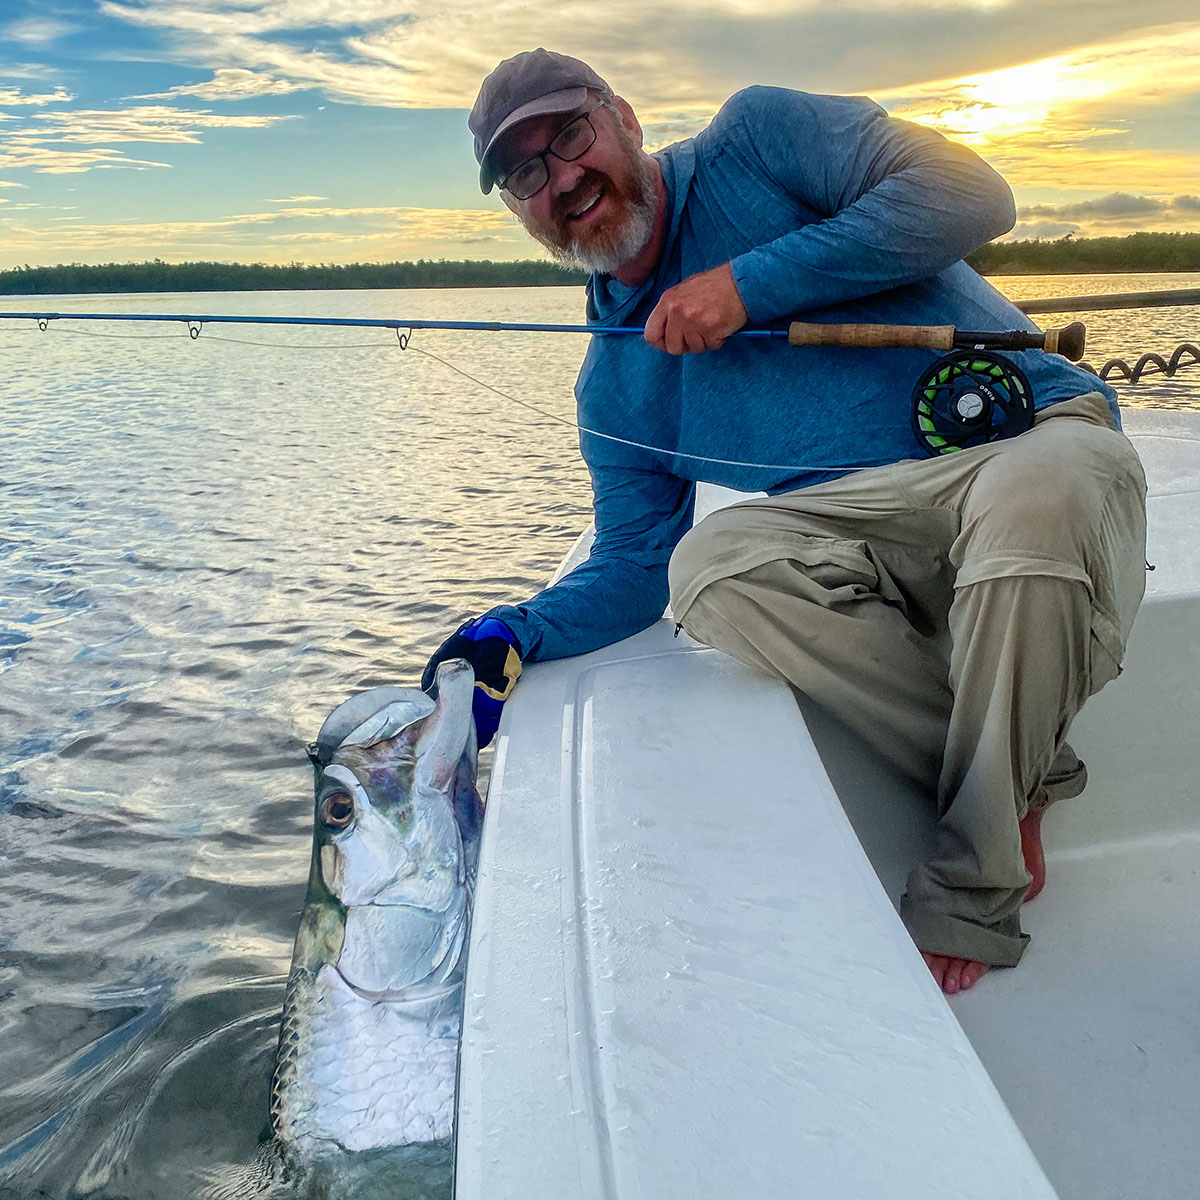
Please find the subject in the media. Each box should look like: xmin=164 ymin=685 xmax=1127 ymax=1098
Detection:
xmin=787 ymin=322 xmax=956 ymax=350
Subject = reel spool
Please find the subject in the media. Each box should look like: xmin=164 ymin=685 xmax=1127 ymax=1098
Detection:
xmin=911 ymin=350 xmax=1034 ymax=456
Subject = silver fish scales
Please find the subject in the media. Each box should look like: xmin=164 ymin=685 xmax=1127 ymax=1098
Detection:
xmin=270 ymin=660 xmax=482 ymax=1154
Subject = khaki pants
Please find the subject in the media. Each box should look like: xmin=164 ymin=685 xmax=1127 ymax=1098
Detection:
xmin=668 ymin=394 xmax=1148 ymax=966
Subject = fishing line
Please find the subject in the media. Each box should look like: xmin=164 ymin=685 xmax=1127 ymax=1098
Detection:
xmin=46 ymin=324 xmax=398 ymax=350
xmin=408 ymin=344 xmax=877 ymax=474
xmin=9 ymin=312 xmax=1199 ymax=474
xmin=15 ymin=314 xmax=881 ymax=473
xmin=26 ymin=325 xmax=183 ymax=342
xmin=30 ymin=321 xmax=1200 ymax=385
xmin=203 ymin=333 xmax=394 ymax=350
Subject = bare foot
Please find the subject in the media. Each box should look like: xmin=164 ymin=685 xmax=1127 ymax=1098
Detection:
xmin=1020 ymin=806 xmax=1046 ymax=901
xmin=919 ymin=807 xmax=1047 ymax=995
xmin=922 ymin=953 xmax=990 ymax=995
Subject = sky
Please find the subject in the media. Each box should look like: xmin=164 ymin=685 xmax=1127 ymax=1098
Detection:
xmin=1 ymin=0 xmax=1198 ymax=269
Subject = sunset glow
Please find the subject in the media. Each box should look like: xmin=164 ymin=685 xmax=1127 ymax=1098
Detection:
xmin=1 ymin=1 xmax=1197 ymax=266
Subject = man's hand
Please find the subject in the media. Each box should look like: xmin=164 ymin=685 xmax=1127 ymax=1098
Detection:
xmin=422 ymin=617 xmax=522 ymax=748
xmin=644 ymin=262 xmax=748 ymax=355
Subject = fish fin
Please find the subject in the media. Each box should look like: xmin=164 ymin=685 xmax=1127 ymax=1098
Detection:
xmin=342 ymin=699 xmax=436 ymax=750
xmin=453 ymin=748 xmax=484 ymax=868
xmin=415 ymin=659 xmax=475 ymax=791
xmin=312 ymin=686 xmax=434 ymax=764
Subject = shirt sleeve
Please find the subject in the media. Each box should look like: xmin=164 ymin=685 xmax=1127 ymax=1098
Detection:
xmin=724 ymin=86 xmax=1017 ymax=323
xmin=482 ymin=452 xmax=696 ymax=663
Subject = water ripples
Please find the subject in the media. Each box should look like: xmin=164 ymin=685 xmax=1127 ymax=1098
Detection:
xmin=0 ymin=279 xmax=1197 ymax=1198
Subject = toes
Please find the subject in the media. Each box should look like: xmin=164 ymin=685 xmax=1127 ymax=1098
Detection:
xmin=922 ymin=952 xmax=949 ymax=989
xmin=927 ymin=956 xmax=991 ymax=995
xmin=943 ymin=960 xmax=964 ymax=994
xmin=961 ymin=960 xmax=990 ymax=990
xmin=948 ymin=958 xmax=991 ymax=993
xmin=923 ymin=953 xmax=992 ymax=995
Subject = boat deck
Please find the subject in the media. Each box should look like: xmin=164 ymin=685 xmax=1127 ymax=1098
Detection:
xmin=804 ymin=585 xmax=1200 ymax=1200
xmin=455 ymin=409 xmax=1200 ymax=1199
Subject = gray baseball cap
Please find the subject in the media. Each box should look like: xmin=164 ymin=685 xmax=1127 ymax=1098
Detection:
xmin=470 ymin=48 xmax=613 ymax=194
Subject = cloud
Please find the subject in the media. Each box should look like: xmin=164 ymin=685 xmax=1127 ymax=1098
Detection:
xmin=883 ymin=24 xmax=1200 ymax=140
xmin=231 ymin=203 xmax=517 ymax=242
xmin=0 ymin=145 xmax=172 ymax=174
xmin=2 ymin=18 xmax=80 ymax=45
xmin=101 ymin=0 xmax=420 ymax=39
xmin=1006 ymin=192 xmax=1200 ymax=239
xmin=83 ymin=1 xmax=1200 ymax=218
xmin=0 ymin=203 xmax=521 ymax=266
xmin=7 ymin=0 xmax=1196 ymax=261
xmin=0 ymin=85 xmax=74 ymax=106
xmin=100 ymin=0 xmax=730 ymax=118
xmin=27 ymin=105 xmax=294 ymax=144
xmin=131 ymin=67 xmax=307 ymax=101
xmin=95 ymin=0 xmax=1200 ymax=115
xmin=0 ymin=102 xmax=295 ymax=173
xmin=0 ymin=61 xmax=64 ymax=83
xmin=878 ymin=21 xmax=1200 ymax=196
xmin=264 ymin=229 xmax=351 ymax=241
xmin=1022 ymin=193 xmax=1167 ymax=220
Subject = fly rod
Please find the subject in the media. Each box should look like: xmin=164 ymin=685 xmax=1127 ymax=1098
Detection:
xmin=0 ymin=310 xmax=1086 ymax=359
xmin=5 ymin=302 xmax=1196 ymax=457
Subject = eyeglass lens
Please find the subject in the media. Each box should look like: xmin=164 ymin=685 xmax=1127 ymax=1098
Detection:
xmin=503 ymin=113 xmax=597 ymax=200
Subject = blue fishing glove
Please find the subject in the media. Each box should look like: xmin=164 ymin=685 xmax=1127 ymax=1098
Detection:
xmin=421 ymin=617 xmax=523 ymax=748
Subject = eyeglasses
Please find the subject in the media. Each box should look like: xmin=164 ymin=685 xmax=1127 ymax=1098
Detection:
xmin=498 ymin=107 xmax=602 ymax=201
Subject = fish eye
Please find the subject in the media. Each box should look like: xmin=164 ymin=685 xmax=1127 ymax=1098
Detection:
xmin=321 ymin=792 xmax=355 ymax=831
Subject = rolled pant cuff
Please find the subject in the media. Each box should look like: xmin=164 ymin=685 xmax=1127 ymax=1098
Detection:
xmin=1031 ymin=753 xmax=1088 ymax=812
xmin=900 ymin=896 xmax=1029 ymax=967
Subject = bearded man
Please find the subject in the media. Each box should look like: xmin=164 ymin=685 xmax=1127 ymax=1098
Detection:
xmin=424 ymin=49 xmax=1147 ymax=995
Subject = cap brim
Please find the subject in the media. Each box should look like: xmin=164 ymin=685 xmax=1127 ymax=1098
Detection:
xmin=479 ymin=86 xmax=591 ymax=193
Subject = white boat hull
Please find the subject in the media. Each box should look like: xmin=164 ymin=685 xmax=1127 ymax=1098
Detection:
xmin=454 ymin=409 xmax=1200 ymax=1199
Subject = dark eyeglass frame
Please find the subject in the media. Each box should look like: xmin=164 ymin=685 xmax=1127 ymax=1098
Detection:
xmin=497 ymin=106 xmax=604 ymax=201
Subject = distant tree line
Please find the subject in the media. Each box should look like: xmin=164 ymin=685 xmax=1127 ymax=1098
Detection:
xmin=967 ymin=231 xmax=1200 ymax=275
xmin=0 ymin=258 xmax=588 ymax=296
xmin=1 ymin=232 xmax=1198 ymax=296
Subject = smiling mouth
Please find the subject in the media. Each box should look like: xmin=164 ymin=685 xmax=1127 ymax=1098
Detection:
xmin=566 ymin=187 xmax=605 ymax=221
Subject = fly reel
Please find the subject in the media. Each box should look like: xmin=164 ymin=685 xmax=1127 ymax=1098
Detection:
xmin=911 ymin=350 xmax=1034 ymax=456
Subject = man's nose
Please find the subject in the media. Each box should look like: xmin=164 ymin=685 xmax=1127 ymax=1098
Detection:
xmin=548 ymin=155 xmax=586 ymax=196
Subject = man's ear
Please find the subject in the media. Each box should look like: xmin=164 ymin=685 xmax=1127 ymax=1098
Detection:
xmin=611 ymin=96 xmax=643 ymax=147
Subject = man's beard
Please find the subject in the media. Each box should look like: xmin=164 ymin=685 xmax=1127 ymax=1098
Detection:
xmin=522 ymin=143 xmax=658 ymax=275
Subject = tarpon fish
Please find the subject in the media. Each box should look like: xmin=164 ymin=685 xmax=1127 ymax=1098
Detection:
xmin=270 ymin=659 xmax=482 ymax=1155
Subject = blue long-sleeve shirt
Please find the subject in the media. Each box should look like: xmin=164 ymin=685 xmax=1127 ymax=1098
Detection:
xmin=486 ymin=86 xmax=1117 ymax=662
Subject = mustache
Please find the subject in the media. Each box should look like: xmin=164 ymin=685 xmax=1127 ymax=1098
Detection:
xmin=553 ymin=169 xmax=613 ymax=223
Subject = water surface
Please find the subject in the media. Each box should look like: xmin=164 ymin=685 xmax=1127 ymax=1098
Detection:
xmin=1 ymin=277 xmax=1197 ymax=1199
